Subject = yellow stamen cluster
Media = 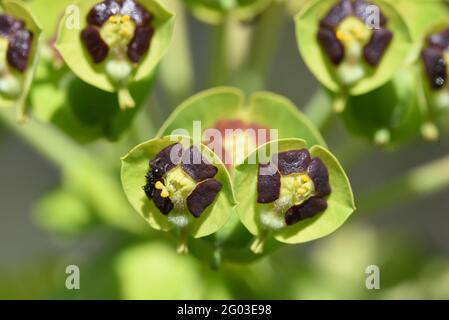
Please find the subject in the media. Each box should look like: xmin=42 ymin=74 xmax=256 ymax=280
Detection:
xmin=335 ymin=16 xmax=371 ymax=45
xmin=292 ymin=174 xmax=312 ymax=197
xmin=108 ymin=15 xmax=131 ymax=24
xmin=155 ymin=181 xmax=170 ymax=198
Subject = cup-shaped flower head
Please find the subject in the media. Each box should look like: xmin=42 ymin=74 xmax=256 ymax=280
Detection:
xmin=419 ymin=24 xmax=449 ymax=140
xmin=296 ymin=0 xmax=412 ymax=100
xmin=121 ymin=136 xmax=236 ymax=253
xmin=157 ymin=87 xmax=326 ymax=170
xmin=234 ymin=139 xmax=355 ymax=253
xmin=56 ymin=0 xmax=174 ymax=109
xmin=341 ymin=69 xmax=424 ymax=147
xmin=0 ymin=0 xmax=41 ymax=121
xmin=185 ymin=0 xmax=272 ymax=24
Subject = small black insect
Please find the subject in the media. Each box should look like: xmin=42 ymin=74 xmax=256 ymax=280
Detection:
xmin=143 ymin=166 xmax=163 ymax=199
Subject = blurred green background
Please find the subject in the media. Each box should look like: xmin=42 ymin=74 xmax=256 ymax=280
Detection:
xmin=1 ymin=2 xmax=449 ymax=299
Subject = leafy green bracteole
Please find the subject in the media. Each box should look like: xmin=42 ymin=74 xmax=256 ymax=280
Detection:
xmin=234 ymin=138 xmax=355 ymax=251
xmin=31 ymin=57 xmax=154 ymax=143
xmin=340 ymin=68 xmax=424 ymax=147
xmin=0 ymin=0 xmax=42 ymax=121
xmin=121 ymin=135 xmax=237 ymax=244
xmin=157 ymin=87 xmax=326 ymax=168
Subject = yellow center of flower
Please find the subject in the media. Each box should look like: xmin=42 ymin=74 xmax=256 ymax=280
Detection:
xmin=335 ymin=16 xmax=371 ymax=46
xmin=100 ymin=14 xmax=136 ymax=51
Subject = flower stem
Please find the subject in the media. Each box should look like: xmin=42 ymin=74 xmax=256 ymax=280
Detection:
xmin=0 ymin=108 xmax=146 ymax=234
xmin=250 ymin=230 xmax=269 ymax=255
xmin=159 ymin=0 xmax=194 ymax=107
xmin=304 ymin=89 xmax=334 ymax=132
xmin=235 ymin=2 xmax=285 ymax=93
xmin=118 ymin=87 xmax=135 ymax=110
xmin=358 ymin=154 xmax=449 ymax=216
xmin=208 ymin=18 xmax=231 ymax=86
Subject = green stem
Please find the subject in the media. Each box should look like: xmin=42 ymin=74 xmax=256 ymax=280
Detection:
xmin=208 ymin=18 xmax=231 ymax=86
xmin=118 ymin=88 xmax=136 ymax=110
xmin=0 ymin=108 xmax=146 ymax=235
xmin=247 ymin=3 xmax=285 ymax=84
xmin=159 ymin=0 xmax=194 ymax=107
xmin=357 ymin=154 xmax=449 ymax=216
xmin=236 ymin=2 xmax=285 ymax=93
xmin=303 ymin=89 xmax=334 ymax=132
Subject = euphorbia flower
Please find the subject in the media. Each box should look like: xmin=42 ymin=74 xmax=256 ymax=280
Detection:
xmin=143 ymin=143 xmax=222 ymax=219
xmin=296 ymin=0 xmax=412 ymax=99
xmin=257 ymin=149 xmax=331 ymax=227
xmin=185 ymin=0 xmax=272 ymax=24
xmin=57 ymin=0 xmax=174 ymax=110
xmin=121 ymin=136 xmax=236 ymax=253
xmin=157 ymin=87 xmax=326 ymax=170
xmin=234 ymin=139 xmax=355 ymax=254
xmin=419 ymin=26 xmax=449 ymax=140
xmin=341 ymin=69 xmax=423 ymax=147
xmin=0 ymin=0 xmax=41 ymax=121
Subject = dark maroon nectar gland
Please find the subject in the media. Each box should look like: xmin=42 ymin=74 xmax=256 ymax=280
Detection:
xmin=317 ymin=0 xmax=393 ymax=85
xmin=421 ymin=27 xmax=449 ymax=114
xmin=80 ymin=0 xmax=154 ymax=102
xmin=0 ymin=14 xmax=34 ymax=98
xmin=143 ymin=144 xmax=222 ymax=228
xmin=256 ymin=149 xmax=331 ymax=230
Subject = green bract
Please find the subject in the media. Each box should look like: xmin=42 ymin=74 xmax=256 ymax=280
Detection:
xmin=386 ymin=0 xmax=449 ymax=42
xmin=341 ymin=69 xmax=423 ymax=147
xmin=31 ymin=59 xmax=154 ymax=143
xmin=234 ymin=138 xmax=355 ymax=251
xmin=157 ymin=87 xmax=326 ymax=167
xmin=56 ymin=0 xmax=174 ymax=109
xmin=29 ymin=0 xmax=74 ymax=39
xmin=295 ymin=0 xmax=412 ymax=97
xmin=185 ymin=0 xmax=272 ymax=24
xmin=121 ymin=135 xmax=236 ymax=245
xmin=0 ymin=0 xmax=41 ymax=121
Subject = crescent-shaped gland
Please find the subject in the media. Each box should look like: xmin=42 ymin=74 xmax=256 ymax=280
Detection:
xmin=421 ymin=47 xmax=447 ymax=89
xmin=152 ymin=188 xmax=174 ymax=215
xmin=121 ymin=0 xmax=153 ymax=26
xmin=426 ymin=28 xmax=449 ymax=50
xmin=80 ymin=26 xmax=109 ymax=63
xmin=0 ymin=15 xmax=24 ymax=37
xmin=363 ymin=28 xmax=393 ymax=67
xmin=307 ymin=157 xmax=331 ymax=197
xmin=275 ymin=149 xmax=311 ymax=176
xmin=319 ymin=0 xmax=353 ymax=29
xmin=7 ymin=29 xmax=33 ymax=72
xmin=257 ymin=162 xmax=281 ymax=204
xmin=87 ymin=0 xmax=121 ymax=26
xmin=149 ymin=143 xmax=184 ymax=174
xmin=317 ymin=26 xmax=345 ymax=65
xmin=284 ymin=197 xmax=328 ymax=226
xmin=127 ymin=25 xmax=154 ymax=63
xmin=181 ymin=146 xmax=218 ymax=182
xmin=186 ymin=179 xmax=222 ymax=218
